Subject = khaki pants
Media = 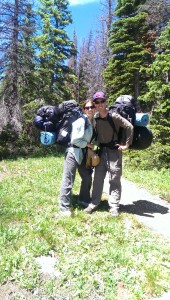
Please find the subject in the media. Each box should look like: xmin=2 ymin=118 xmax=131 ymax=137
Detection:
xmin=91 ymin=147 xmax=122 ymax=209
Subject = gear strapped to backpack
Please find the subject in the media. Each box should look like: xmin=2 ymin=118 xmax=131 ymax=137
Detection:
xmin=33 ymin=100 xmax=88 ymax=147
xmin=100 ymin=95 xmax=153 ymax=150
xmin=109 ymin=94 xmax=137 ymax=125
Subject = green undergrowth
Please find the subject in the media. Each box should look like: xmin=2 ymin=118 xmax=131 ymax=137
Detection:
xmin=0 ymin=152 xmax=170 ymax=299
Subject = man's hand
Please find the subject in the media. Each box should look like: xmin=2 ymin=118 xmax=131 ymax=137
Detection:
xmin=115 ymin=144 xmax=129 ymax=151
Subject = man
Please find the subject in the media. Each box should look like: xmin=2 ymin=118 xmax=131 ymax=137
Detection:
xmin=84 ymin=91 xmax=134 ymax=216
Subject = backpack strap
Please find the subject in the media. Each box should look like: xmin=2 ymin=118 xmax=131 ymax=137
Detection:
xmin=107 ymin=112 xmax=130 ymax=145
xmin=106 ymin=113 xmax=118 ymax=136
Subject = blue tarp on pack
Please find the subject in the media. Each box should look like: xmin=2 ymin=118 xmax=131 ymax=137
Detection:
xmin=135 ymin=113 xmax=149 ymax=127
xmin=40 ymin=131 xmax=57 ymax=145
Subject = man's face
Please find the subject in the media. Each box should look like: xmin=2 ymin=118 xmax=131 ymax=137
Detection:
xmin=94 ymin=98 xmax=106 ymax=113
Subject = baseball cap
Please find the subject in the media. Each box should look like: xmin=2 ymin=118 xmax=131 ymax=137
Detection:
xmin=93 ymin=91 xmax=106 ymax=101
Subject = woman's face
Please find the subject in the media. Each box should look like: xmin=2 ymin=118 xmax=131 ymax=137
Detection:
xmin=84 ymin=101 xmax=96 ymax=118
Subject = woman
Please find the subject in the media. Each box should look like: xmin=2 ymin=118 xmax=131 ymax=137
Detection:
xmin=59 ymin=99 xmax=96 ymax=216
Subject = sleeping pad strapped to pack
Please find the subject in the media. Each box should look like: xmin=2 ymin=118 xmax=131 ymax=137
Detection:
xmin=108 ymin=95 xmax=153 ymax=150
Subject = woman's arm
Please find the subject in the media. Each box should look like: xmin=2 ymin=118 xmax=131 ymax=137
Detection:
xmin=71 ymin=117 xmax=88 ymax=148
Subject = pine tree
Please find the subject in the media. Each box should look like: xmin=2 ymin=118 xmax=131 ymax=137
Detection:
xmin=68 ymin=29 xmax=77 ymax=73
xmin=104 ymin=0 xmax=151 ymax=103
xmin=35 ymin=0 xmax=75 ymax=103
xmin=18 ymin=4 xmax=37 ymax=102
xmin=67 ymin=29 xmax=78 ymax=100
xmin=0 ymin=0 xmax=36 ymax=135
xmin=142 ymin=22 xmax=170 ymax=167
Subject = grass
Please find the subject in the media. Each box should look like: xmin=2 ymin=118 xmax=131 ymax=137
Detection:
xmin=122 ymin=148 xmax=170 ymax=201
xmin=0 ymin=151 xmax=170 ymax=299
xmin=123 ymin=163 xmax=170 ymax=201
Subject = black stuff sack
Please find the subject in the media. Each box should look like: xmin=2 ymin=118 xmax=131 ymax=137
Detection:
xmin=130 ymin=126 xmax=153 ymax=150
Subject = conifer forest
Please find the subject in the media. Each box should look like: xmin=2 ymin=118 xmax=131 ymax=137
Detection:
xmin=0 ymin=0 xmax=169 ymax=169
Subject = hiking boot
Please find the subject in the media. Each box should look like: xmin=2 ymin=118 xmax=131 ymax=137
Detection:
xmin=78 ymin=199 xmax=90 ymax=208
xmin=110 ymin=208 xmax=119 ymax=217
xmin=84 ymin=204 xmax=97 ymax=214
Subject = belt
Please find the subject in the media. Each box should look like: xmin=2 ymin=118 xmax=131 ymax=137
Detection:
xmin=100 ymin=142 xmax=119 ymax=150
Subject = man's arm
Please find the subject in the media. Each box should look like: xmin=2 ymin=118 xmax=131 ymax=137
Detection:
xmin=112 ymin=112 xmax=134 ymax=150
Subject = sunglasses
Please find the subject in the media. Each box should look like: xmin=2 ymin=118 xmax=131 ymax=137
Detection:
xmin=94 ymin=99 xmax=106 ymax=104
xmin=85 ymin=106 xmax=95 ymax=110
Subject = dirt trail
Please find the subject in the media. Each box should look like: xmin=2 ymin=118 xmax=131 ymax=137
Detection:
xmin=103 ymin=174 xmax=170 ymax=240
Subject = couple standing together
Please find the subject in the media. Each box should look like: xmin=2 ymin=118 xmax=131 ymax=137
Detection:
xmin=59 ymin=91 xmax=134 ymax=217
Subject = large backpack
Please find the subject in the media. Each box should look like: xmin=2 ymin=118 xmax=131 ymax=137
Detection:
xmin=107 ymin=95 xmax=136 ymax=145
xmin=109 ymin=95 xmax=137 ymax=125
xmin=108 ymin=95 xmax=153 ymax=150
xmin=33 ymin=100 xmax=87 ymax=147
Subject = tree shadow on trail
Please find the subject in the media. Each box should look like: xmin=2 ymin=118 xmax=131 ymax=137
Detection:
xmin=120 ymin=200 xmax=169 ymax=217
xmin=98 ymin=200 xmax=169 ymax=218
xmin=72 ymin=195 xmax=169 ymax=218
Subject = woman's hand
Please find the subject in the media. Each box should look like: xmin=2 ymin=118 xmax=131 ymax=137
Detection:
xmin=87 ymin=143 xmax=94 ymax=149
